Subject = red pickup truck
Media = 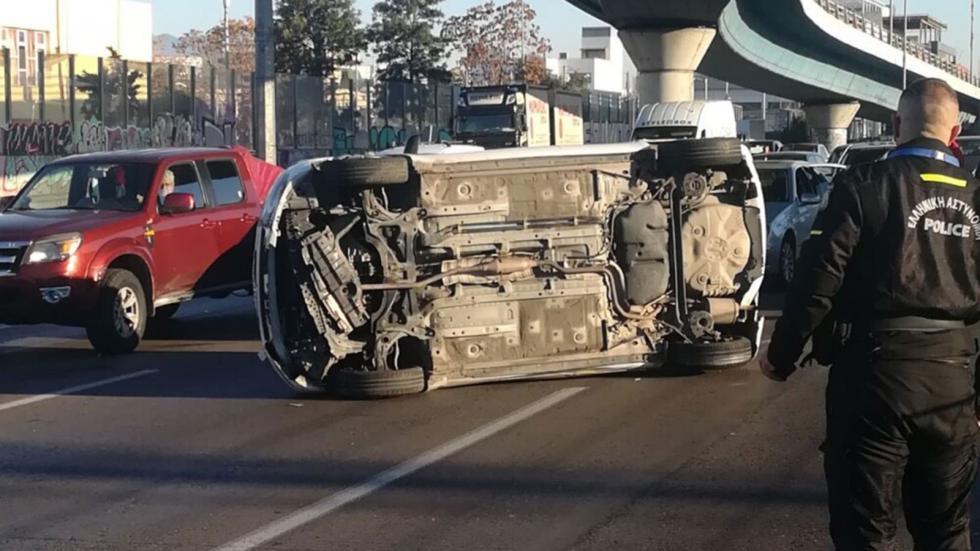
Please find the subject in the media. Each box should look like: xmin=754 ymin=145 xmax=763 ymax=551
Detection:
xmin=0 ymin=147 xmax=282 ymax=353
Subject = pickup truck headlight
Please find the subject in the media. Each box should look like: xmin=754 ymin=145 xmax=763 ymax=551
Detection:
xmin=26 ymin=233 xmax=83 ymax=264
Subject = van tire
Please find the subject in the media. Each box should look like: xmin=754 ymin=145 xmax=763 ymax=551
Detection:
xmin=657 ymin=138 xmax=744 ymax=174
xmin=86 ymin=269 xmax=147 ymax=354
xmin=668 ymin=337 xmax=754 ymax=371
xmin=318 ymin=156 xmax=410 ymax=186
xmin=333 ymin=367 xmax=425 ymax=399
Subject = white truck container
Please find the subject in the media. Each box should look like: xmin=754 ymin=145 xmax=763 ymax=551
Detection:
xmin=632 ymin=101 xmax=738 ymax=141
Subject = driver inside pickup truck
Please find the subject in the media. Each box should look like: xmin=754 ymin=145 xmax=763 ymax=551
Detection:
xmin=158 ymin=169 xmax=175 ymax=206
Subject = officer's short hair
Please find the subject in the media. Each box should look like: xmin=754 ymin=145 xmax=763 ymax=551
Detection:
xmin=900 ymin=78 xmax=959 ymax=111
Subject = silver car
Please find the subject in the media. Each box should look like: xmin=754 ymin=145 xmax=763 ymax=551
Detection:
xmin=254 ymin=139 xmax=768 ymax=397
xmin=758 ymin=160 xmax=832 ymax=286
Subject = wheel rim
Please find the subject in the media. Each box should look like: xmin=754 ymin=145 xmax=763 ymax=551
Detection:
xmin=781 ymin=242 xmax=795 ymax=283
xmin=113 ymin=287 xmax=140 ymax=338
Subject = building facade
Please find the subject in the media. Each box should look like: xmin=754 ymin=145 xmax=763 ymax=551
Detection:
xmin=546 ymin=27 xmax=636 ymax=95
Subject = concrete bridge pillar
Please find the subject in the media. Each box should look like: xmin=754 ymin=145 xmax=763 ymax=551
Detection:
xmin=620 ymin=28 xmax=717 ymax=105
xmin=804 ymin=102 xmax=861 ymax=152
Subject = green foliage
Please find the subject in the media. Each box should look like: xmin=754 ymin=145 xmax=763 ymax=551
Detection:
xmin=777 ymin=116 xmax=812 ymax=143
xmin=75 ymin=49 xmax=143 ymax=121
xmin=541 ymin=72 xmax=592 ymax=95
xmin=367 ymin=0 xmax=450 ymax=83
xmin=274 ymin=0 xmax=367 ymax=76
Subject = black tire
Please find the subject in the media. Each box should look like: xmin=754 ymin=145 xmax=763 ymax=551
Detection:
xmin=333 ymin=367 xmax=425 ymax=399
xmin=779 ymin=237 xmax=796 ymax=287
xmin=657 ymin=138 xmax=744 ymax=174
xmin=319 ymin=156 xmax=410 ymax=186
xmin=153 ymin=303 xmax=180 ymax=321
xmin=669 ymin=337 xmax=754 ymax=371
xmin=86 ymin=269 xmax=147 ymax=354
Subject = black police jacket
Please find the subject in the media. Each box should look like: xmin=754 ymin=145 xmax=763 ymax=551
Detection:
xmin=768 ymin=137 xmax=980 ymax=370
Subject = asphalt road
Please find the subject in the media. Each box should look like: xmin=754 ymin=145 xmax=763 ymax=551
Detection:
xmin=0 ymin=295 xmax=974 ymax=550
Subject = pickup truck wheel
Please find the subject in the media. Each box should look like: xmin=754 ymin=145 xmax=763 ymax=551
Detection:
xmin=657 ymin=138 xmax=744 ymax=174
xmin=319 ymin=157 xmax=410 ymax=186
xmin=333 ymin=367 xmax=425 ymax=399
xmin=668 ymin=337 xmax=754 ymax=371
xmin=153 ymin=303 xmax=180 ymax=321
xmin=86 ymin=269 xmax=147 ymax=354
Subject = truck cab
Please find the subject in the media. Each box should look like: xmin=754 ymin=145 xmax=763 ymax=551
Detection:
xmin=455 ymin=84 xmax=583 ymax=149
xmin=632 ymin=101 xmax=738 ymax=142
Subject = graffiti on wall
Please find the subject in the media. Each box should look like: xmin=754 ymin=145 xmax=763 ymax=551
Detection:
xmin=0 ymin=156 xmax=56 ymax=197
xmin=0 ymin=114 xmax=237 ymax=197
xmin=331 ymin=125 xmax=454 ymax=156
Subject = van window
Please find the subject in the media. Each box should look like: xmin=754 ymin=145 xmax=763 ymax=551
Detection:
xmin=206 ymin=160 xmax=245 ymax=206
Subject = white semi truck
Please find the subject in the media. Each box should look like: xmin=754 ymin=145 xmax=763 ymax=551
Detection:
xmin=454 ymin=84 xmax=585 ymax=149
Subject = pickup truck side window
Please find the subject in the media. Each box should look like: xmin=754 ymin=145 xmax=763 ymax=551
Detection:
xmin=162 ymin=163 xmax=207 ymax=211
xmin=206 ymin=160 xmax=245 ymax=206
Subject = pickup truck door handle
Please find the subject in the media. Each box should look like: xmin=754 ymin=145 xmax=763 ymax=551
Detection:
xmin=240 ymin=214 xmax=257 ymax=224
xmin=200 ymin=219 xmax=218 ymax=229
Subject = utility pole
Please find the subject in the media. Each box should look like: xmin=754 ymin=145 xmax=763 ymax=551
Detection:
xmin=224 ymin=0 xmax=231 ymax=74
xmin=255 ymin=0 xmax=277 ymax=162
xmin=902 ymin=0 xmax=908 ymax=88
xmin=889 ymin=0 xmax=894 ymax=46
xmin=971 ymin=0 xmax=976 ymax=84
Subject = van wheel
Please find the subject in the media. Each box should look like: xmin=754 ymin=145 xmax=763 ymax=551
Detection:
xmin=318 ymin=156 xmax=410 ymax=186
xmin=657 ymin=138 xmax=744 ymax=173
xmin=86 ymin=269 xmax=147 ymax=354
xmin=669 ymin=337 xmax=754 ymax=371
xmin=153 ymin=303 xmax=180 ymax=321
xmin=333 ymin=367 xmax=425 ymax=399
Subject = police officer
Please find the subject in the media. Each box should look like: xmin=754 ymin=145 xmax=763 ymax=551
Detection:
xmin=760 ymin=78 xmax=980 ymax=550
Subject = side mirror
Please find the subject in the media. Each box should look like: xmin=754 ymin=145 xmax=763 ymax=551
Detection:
xmin=799 ymin=192 xmax=822 ymax=205
xmin=160 ymin=192 xmax=195 ymax=214
xmin=0 ymin=196 xmax=13 ymax=212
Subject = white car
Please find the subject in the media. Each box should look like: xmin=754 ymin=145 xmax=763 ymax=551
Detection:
xmin=254 ymin=138 xmax=767 ymax=397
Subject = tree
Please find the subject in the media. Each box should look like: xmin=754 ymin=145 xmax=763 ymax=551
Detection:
xmin=275 ymin=0 xmax=366 ymax=76
xmin=367 ymin=0 xmax=449 ymax=82
xmin=442 ymin=0 xmax=551 ymax=86
xmin=75 ymin=48 xmax=143 ymax=122
xmin=777 ymin=116 xmax=812 ymax=142
xmin=173 ymin=17 xmax=256 ymax=75
xmin=541 ymin=71 xmax=592 ymax=95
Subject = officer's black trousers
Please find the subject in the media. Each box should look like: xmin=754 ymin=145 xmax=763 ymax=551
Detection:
xmin=823 ymin=331 xmax=978 ymax=551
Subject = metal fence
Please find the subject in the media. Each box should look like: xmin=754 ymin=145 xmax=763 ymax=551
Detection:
xmin=0 ymin=49 xmax=637 ymax=196
xmin=814 ymin=0 xmax=979 ymax=85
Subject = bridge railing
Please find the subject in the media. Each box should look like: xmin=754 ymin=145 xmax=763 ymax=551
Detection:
xmin=814 ymin=0 xmax=979 ymax=87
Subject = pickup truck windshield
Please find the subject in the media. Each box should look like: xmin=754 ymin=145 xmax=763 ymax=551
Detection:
xmin=10 ymin=162 xmax=156 ymax=212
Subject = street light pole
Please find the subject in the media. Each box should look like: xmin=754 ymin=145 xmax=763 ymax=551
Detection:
xmin=888 ymin=0 xmax=894 ymax=45
xmin=255 ymin=0 xmax=276 ymax=162
xmin=902 ymin=0 xmax=908 ymax=88
xmin=971 ymin=0 xmax=975 ymax=83
xmin=224 ymin=0 xmax=231 ymax=74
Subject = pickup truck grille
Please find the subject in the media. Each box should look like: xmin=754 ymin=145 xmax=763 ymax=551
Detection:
xmin=0 ymin=241 xmax=29 ymax=277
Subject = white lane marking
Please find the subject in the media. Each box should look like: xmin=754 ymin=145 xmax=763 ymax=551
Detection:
xmin=214 ymin=386 xmax=588 ymax=551
xmin=0 ymin=369 xmax=159 ymax=413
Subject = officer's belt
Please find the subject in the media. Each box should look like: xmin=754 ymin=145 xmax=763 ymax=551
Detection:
xmin=871 ymin=316 xmax=968 ymax=332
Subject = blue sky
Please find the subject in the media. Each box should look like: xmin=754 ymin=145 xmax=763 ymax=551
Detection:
xmin=150 ymin=0 xmax=976 ymax=65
